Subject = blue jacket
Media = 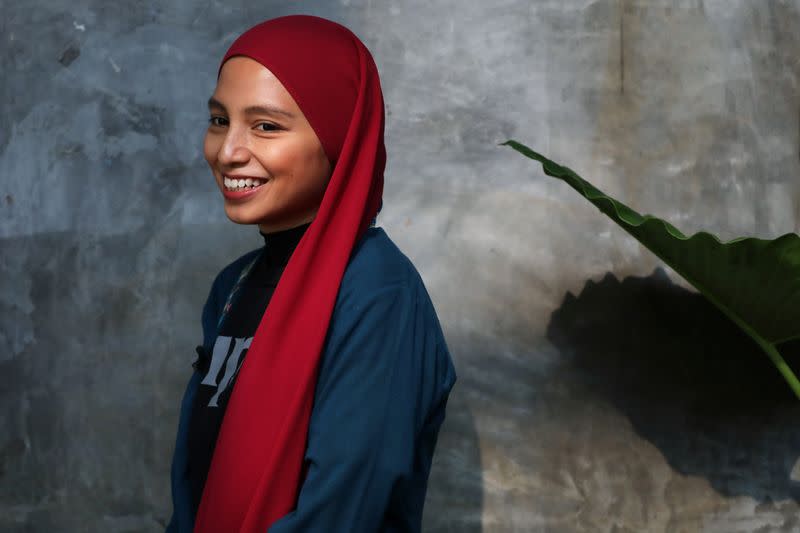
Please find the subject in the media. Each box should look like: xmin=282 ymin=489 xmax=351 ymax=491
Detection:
xmin=166 ymin=227 xmax=458 ymax=532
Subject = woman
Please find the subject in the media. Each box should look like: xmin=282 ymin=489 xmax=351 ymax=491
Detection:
xmin=166 ymin=14 xmax=457 ymax=533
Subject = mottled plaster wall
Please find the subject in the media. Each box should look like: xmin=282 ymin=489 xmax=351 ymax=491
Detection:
xmin=2 ymin=1 xmax=799 ymax=531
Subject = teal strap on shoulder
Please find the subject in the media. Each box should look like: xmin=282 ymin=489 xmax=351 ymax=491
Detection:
xmin=216 ymin=250 xmax=263 ymax=331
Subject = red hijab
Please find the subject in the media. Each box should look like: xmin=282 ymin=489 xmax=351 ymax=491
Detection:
xmin=194 ymin=15 xmax=385 ymax=533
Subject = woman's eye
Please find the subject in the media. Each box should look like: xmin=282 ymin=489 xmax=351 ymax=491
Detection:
xmin=208 ymin=116 xmax=227 ymax=127
xmin=256 ymin=122 xmax=279 ymax=132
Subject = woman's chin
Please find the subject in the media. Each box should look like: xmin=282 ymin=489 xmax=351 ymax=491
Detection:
xmin=223 ymin=204 xmax=314 ymax=231
xmin=223 ymin=206 xmax=263 ymax=226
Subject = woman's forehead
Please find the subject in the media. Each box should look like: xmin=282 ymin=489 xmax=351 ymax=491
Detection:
xmin=212 ymin=56 xmax=301 ymax=116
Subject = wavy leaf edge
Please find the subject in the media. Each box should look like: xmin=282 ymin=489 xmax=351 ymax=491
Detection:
xmin=500 ymin=139 xmax=799 ymax=248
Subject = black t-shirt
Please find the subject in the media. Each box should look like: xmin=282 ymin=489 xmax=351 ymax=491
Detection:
xmin=186 ymin=222 xmax=310 ymax=516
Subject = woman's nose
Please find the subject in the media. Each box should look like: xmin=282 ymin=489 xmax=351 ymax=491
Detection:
xmin=217 ymin=127 xmax=251 ymax=165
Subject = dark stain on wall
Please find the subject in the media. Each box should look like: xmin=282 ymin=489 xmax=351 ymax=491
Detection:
xmin=58 ymin=43 xmax=80 ymax=67
xmin=98 ymin=94 xmax=168 ymax=140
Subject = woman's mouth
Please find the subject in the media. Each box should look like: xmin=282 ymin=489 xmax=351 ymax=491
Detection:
xmin=223 ymin=175 xmax=268 ymax=191
xmin=221 ymin=175 xmax=269 ymax=200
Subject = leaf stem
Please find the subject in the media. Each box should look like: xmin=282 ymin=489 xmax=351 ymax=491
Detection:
xmin=753 ymin=338 xmax=800 ymax=400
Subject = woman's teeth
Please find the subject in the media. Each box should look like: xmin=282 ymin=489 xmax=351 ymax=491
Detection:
xmin=224 ymin=177 xmax=266 ymax=190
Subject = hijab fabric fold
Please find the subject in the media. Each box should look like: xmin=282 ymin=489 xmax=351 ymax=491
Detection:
xmin=194 ymin=14 xmax=385 ymax=533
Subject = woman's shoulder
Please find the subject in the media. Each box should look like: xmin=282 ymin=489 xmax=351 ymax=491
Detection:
xmin=328 ymin=226 xmax=456 ymax=406
xmin=340 ymin=226 xmax=422 ymax=296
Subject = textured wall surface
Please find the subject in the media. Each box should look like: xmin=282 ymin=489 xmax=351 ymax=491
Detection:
xmin=2 ymin=1 xmax=800 ymax=531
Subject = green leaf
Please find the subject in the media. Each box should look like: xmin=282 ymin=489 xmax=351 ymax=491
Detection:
xmin=501 ymin=139 xmax=800 ymax=399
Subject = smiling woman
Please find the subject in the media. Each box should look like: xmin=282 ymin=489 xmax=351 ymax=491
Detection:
xmin=165 ymin=14 xmax=457 ymax=533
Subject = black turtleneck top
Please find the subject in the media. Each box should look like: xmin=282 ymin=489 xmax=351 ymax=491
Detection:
xmin=186 ymin=222 xmax=310 ymax=515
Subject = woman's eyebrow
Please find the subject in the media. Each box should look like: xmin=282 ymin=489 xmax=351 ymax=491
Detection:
xmin=207 ymin=96 xmax=295 ymax=119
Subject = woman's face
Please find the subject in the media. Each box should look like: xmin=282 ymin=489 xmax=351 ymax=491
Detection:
xmin=204 ymin=56 xmax=332 ymax=233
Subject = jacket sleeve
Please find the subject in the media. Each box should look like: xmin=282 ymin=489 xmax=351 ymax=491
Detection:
xmin=267 ymin=279 xmax=457 ymax=533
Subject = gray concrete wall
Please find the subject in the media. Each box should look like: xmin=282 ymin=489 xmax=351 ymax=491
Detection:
xmin=2 ymin=1 xmax=799 ymax=531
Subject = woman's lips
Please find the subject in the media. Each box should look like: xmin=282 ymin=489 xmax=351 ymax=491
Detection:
xmin=221 ymin=175 xmax=268 ymax=200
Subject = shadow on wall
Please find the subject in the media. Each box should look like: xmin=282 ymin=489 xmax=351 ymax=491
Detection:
xmin=423 ymin=387 xmax=483 ymax=533
xmin=547 ymin=267 xmax=800 ymax=503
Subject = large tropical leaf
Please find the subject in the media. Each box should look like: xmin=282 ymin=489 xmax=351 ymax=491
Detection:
xmin=501 ymin=139 xmax=800 ymax=399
